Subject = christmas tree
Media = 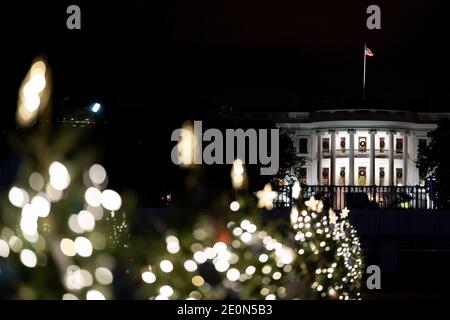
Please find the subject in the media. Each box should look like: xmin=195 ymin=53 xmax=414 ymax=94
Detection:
xmin=0 ymin=59 xmax=363 ymax=300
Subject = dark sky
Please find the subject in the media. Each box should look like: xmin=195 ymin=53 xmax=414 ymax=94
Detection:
xmin=4 ymin=0 xmax=450 ymax=118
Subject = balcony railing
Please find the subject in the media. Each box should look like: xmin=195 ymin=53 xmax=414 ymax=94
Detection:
xmin=274 ymin=185 xmax=436 ymax=210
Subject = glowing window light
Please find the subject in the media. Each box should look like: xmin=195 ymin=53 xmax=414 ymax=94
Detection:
xmin=20 ymin=249 xmax=37 ymax=268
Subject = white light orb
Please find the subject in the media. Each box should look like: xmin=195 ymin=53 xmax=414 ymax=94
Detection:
xmin=240 ymin=232 xmax=252 ymax=243
xmin=193 ymin=251 xmax=207 ymax=264
xmin=20 ymin=204 xmax=38 ymax=236
xmin=8 ymin=187 xmax=29 ymax=208
xmin=245 ymin=266 xmax=256 ymax=276
xmin=74 ymin=236 xmax=93 ymax=257
xmin=101 ymin=189 xmax=122 ymax=211
xmin=0 ymin=239 xmax=10 ymax=258
xmin=46 ymin=183 xmax=63 ymax=202
xmin=85 ymin=187 xmax=102 ymax=207
xmin=214 ymin=259 xmax=230 ymax=272
xmin=142 ymin=271 xmax=156 ymax=284
xmin=77 ymin=210 xmax=96 ymax=232
xmin=29 ymin=73 xmax=46 ymax=93
xmin=160 ymin=260 xmax=173 ymax=273
xmin=226 ymin=268 xmax=240 ymax=282
xmin=159 ymin=285 xmax=174 ymax=298
xmin=62 ymin=293 xmax=79 ymax=300
xmin=213 ymin=242 xmax=227 ymax=254
xmin=229 ymin=201 xmax=240 ymax=212
xmin=31 ymin=195 xmax=50 ymax=217
xmin=87 ymin=205 xmax=104 ymax=221
xmin=24 ymin=93 xmax=40 ymax=112
xmin=95 ymin=267 xmax=113 ymax=285
xmin=183 ymin=260 xmax=197 ymax=272
xmin=20 ymin=249 xmax=37 ymax=268
xmin=79 ymin=269 xmax=94 ymax=287
xmin=86 ymin=290 xmax=105 ymax=300
xmin=60 ymin=238 xmax=76 ymax=257
xmin=8 ymin=236 xmax=23 ymax=252
xmin=49 ymin=161 xmax=71 ymax=191
xmin=89 ymin=164 xmax=107 ymax=185
xmin=68 ymin=214 xmax=83 ymax=234
xmin=29 ymin=172 xmax=45 ymax=192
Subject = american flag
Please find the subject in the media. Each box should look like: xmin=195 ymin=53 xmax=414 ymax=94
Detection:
xmin=365 ymin=47 xmax=374 ymax=56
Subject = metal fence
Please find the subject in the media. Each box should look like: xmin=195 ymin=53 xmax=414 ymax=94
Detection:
xmin=274 ymin=185 xmax=436 ymax=210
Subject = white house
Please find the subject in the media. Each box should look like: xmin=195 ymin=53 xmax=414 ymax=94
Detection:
xmin=277 ymin=109 xmax=450 ymax=187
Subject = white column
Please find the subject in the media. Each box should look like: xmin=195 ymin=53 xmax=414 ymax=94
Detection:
xmin=389 ymin=130 xmax=395 ymax=185
xmin=403 ymin=131 xmax=408 ymax=185
xmin=316 ymin=131 xmax=322 ymax=185
xmin=369 ymin=129 xmax=376 ymax=185
xmin=348 ymin=129 xmax=355 ymax=185
xmin=330 ymin=130 xmax=336 ymax=186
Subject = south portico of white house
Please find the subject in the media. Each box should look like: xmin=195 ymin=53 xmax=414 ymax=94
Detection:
xmin=277 ymin=110 xmax=450 ymax=187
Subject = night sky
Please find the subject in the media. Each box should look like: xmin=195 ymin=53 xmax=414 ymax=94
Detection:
xmin=3 ymin=0 xmax=450 ymax=198
xmin=4 ymin=0 xmax=450 ymax=117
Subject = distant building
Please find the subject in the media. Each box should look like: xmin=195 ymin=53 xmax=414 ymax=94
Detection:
xmin=277 ymin=110 xmax=450 ymax=187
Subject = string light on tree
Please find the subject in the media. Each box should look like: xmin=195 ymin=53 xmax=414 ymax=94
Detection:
xmin=256 ymin=184 xmax=277 ymax=210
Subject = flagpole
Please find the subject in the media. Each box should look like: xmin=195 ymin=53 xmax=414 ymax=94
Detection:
xmin=363 ymin=42 xmax=366 ymax=100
